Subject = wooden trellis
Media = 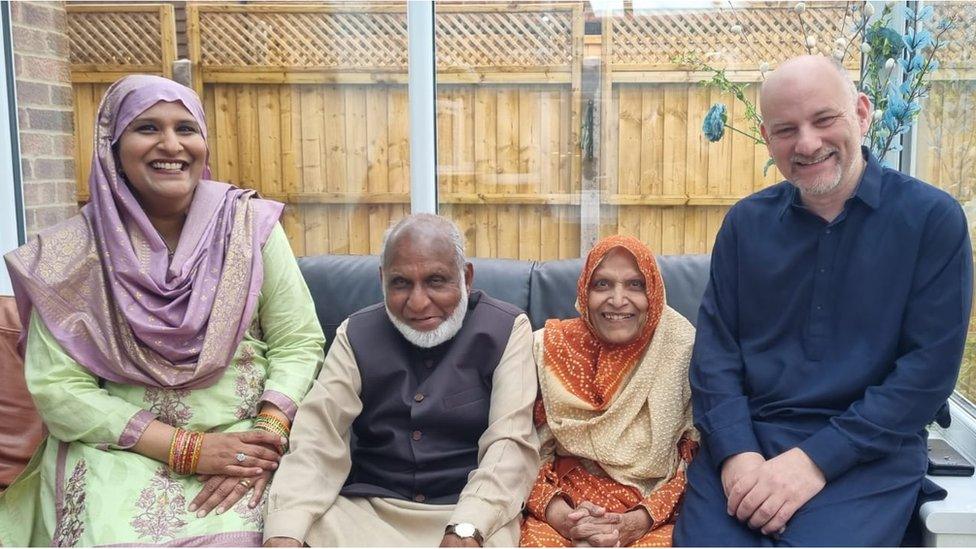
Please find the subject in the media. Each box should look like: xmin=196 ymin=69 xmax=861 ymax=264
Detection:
xmin=606 ymin=3 xmax=859 ymax=72
xmin=67 ymin=3 xmax=176 ymax=82
xmin=186 ymin=4 xmax=582 ymax=86
xmin=924 ymin=1 xmax=976 ymax=77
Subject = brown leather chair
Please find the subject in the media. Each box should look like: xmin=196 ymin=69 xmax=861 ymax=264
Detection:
xmin=0 ymin=296 xmax=44 ymax=490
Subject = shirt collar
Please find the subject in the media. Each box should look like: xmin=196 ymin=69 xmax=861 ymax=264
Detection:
xmin=778 ymin=146 xmax=881 ymax=219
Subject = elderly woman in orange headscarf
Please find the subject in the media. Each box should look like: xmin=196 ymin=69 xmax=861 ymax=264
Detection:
xmin=520 ymin=236 xmax=698 ymax=548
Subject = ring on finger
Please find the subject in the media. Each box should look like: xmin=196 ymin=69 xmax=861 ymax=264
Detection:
xmin=235 ymin=452 xmax=246 ymax=463
xmin=239 ymin=478 xmax=252 ymax=488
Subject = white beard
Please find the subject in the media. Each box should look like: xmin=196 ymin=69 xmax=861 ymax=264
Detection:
xmin=385 ymin=285 xmax=469 ymax=349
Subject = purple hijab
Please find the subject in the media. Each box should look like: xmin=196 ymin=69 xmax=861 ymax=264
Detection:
xmin=4 ymin=75 xmax=282 ymax=389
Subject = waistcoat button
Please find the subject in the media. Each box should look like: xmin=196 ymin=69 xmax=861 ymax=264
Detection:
xmin=412 ymin=430 xmax=423 ymax=441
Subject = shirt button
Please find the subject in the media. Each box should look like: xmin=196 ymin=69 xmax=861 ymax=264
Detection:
xmin=414 ymin=393 xmax=425 ymax=403
xmin=825 ymin=229 xmax=832 ymax=234
xmin=414 ymin=494 xmax=426 ymax=503
xmin=819 ymin=268 xmax=826 ymax=273
xmin=412 ymin=430 xmax=423 ymax=441
xmin=423 ymin=360 xmax=434 ymax=369
xmin=816 ymin=305 xmax=823 ymax=310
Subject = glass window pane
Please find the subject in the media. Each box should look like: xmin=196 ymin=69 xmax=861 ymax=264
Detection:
xmin=598 ymin=2 xmax=858 ymax=255
xmin=70 ymin=3 xmax=410 ymax=258
xmin=434 ymin=3 xmax=583 ymax=260
xmin=433 ymin=2 xmax=864 ymax=261
xmin=910 ymin=1 xmax=976 ymax=403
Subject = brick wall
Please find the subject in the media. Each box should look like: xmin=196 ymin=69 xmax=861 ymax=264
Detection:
xmin=11 ymin=1 xmax=76 ymax=236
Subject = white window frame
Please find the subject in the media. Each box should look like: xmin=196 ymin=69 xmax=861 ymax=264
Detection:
xmin=0 ymin=1 xmax=24 ymax=295
xmin=407 ymin=0 xmax=437 ymax=214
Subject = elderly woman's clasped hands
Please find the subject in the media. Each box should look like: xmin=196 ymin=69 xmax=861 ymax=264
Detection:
xmin=546 ymin=498 xmax=653 ymax=547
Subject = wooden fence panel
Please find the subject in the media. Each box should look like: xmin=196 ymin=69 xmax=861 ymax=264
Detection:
xmin=201 ymin=82 xmax=411 ymax=256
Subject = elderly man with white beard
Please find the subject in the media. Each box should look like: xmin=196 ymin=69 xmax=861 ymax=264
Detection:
xmin=263 ymin=214 xmax=539 ymax=547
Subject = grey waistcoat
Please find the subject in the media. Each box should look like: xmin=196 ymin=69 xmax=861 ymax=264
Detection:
xmin=341 ymin=289 xmax=522 ymax=504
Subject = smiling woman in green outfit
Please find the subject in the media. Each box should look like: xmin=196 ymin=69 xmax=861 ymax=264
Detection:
xmin=0 ymin=74 xmax=324 ymax=546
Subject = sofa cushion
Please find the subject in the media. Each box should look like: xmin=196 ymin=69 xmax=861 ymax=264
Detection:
xmin=0 ymin=296 xmax=44 ymax=489
xmin=297 ymin=255 xmax=533 ymax=348
xmin=298 ymin=253 xmax=711 ymax=348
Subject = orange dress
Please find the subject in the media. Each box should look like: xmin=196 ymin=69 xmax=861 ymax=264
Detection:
xmin=519 ymin=402 xmax=697 ymax=548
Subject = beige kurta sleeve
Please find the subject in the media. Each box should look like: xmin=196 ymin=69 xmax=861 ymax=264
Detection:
xmin=450 ymin=313 xmax=540 ymax=539
xmin=263 ymin=319 xmax=362 ymax=544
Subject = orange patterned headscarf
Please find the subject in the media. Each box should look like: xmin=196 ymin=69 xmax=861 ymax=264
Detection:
xmin=543 ymin=235 xmax=665 ymax=409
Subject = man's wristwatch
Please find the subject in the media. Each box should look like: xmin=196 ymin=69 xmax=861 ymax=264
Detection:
xmin=445 ymin=523 xmax=484 ymax=545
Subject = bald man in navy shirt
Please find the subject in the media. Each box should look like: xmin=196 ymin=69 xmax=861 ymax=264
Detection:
xmin=675 ymin=55 xmax=973 ymax=546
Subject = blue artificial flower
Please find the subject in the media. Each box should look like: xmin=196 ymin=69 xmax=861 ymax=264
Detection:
xmin=883 ymin=90 xmax=910 ymax=132
xmin=938 ymin=18 xmax=954 ymax=31
xmin=898 ymin=54 xmax=926 ymax=74
xmin=702 ymin=103 xmax=728 ymax=142
xmin=904 ymin=29 xmax=933 ymax=50
xmin=918 ymin=5 xmax=934 ymax=21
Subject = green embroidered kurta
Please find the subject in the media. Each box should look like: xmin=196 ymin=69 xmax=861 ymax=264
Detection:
xmin=0 ymin=224 xmax=325 ymax=547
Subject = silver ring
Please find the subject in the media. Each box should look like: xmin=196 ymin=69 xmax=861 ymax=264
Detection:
xmin=235 ymin=452 xmax=246 ymax=463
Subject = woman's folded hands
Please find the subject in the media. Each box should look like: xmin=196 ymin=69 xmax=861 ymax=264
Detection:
xmin=546 ymin=498 xmax=652 ymax=547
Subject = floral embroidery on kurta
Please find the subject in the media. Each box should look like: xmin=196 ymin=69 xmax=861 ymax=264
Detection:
xmin=234 ymin=345 xmax=263 ymax=420
xmin=233 ymin=488 xmax=267 ymax=527
xmin=129 ymin=467 xmax=188 ymax=543
xmin=52 ymin=458 xmax=87 ymax=547
xmin=143 ymin=387 xmax=192 ymax=427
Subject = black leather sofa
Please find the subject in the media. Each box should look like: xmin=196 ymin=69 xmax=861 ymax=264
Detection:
xmin=296 ymin=254 xmax=712 ymax=348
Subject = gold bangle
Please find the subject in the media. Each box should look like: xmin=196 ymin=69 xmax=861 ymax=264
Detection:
xmin=187 ymin=431 xmax=204 ymax=474
xmin=254 ymin=414 xmax=290 ymax=452
xmin=167 ymin=429 xmax=182 ymax=472
xmin=255 ymin=413 xmax=290 ymax=435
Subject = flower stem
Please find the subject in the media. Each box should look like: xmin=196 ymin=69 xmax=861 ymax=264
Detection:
xmin=724 ymin=123 xmax=764 ymax=144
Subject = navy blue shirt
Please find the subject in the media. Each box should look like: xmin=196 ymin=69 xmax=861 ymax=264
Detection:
xmin=691 ymin=148 xmax=973 ymax=481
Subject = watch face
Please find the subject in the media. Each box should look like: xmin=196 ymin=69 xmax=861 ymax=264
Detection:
xmin=454 ymin=523 xmax=476 ymax=538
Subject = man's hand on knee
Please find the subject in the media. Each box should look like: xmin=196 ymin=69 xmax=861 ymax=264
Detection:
xmin=727 ymin=448 xmax=826 ymax=535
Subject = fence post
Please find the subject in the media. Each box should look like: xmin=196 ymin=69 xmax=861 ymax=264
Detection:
xmin=185 ymin=3 xmax=204 ymax=98
xmin=159 ymin=5 xmax=177 ymax=79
